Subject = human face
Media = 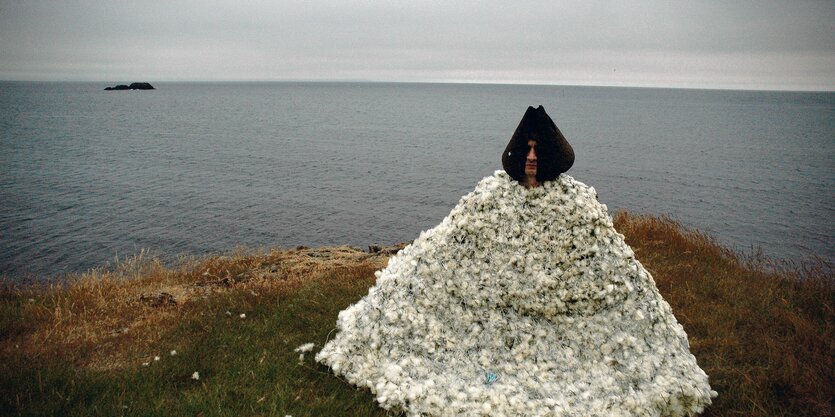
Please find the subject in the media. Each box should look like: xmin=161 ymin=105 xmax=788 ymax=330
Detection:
xmin=525 ymin=140 xmax=537 ymax=178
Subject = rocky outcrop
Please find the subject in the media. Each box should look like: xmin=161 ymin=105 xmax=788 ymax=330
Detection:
xmin=105 ymin=82 xmax=155 ymax=91
xmin=138 ymin=292 xmax=176 ymax=307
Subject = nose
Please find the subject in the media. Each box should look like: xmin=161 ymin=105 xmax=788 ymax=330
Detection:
xmin=527 ymin=147 xmax=537 ymax=160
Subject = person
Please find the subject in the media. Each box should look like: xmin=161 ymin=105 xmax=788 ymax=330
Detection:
xmin=501 ymin=105 xmax=574 ymax=188
xmin=523 ymin=140 xmax=540 ymax=188
xmin=316 ymin=106 xmax=715 ymax=416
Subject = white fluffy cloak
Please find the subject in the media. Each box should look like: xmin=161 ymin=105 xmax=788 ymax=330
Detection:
xmin=316 ymin=171 xmax=716 ymax=417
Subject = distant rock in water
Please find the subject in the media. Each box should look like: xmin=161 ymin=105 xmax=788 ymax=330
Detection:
xmin=104 ymin=82 xmax=155 ymax=91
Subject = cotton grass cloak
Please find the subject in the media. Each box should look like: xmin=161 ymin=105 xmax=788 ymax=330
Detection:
xmin=316 ymin=171 xmax=716 ymax=417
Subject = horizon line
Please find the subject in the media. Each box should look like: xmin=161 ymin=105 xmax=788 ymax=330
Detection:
xmin=2 ymin=78 xmax=833 ymax=93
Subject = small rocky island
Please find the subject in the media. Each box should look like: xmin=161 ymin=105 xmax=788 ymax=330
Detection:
xmin=104 ymin=82 xmax=155 ymax=91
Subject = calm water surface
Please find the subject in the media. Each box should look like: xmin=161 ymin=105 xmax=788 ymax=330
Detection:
xmin=1 ymin=82 xmax=833 ymax=279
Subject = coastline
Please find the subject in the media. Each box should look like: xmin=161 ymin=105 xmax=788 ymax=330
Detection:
xmin=1 ymin=212 xmax=832 ymax=416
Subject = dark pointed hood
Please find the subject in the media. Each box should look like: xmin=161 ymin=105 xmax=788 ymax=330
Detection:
xmin=501 ymin=105 xmax=574 ymax=183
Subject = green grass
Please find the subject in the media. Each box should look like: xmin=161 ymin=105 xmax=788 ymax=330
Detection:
xmin=1 ymin=266 xmax=389 ymax=417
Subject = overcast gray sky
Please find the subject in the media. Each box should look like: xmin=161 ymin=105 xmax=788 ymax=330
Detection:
xmin=1 ymin=0 xmax=833 ymax=90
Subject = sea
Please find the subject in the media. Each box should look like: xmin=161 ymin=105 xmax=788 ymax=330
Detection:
xmin=1 ymin=81 xmax=833 ymax=280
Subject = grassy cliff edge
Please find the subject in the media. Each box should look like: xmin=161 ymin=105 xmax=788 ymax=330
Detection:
xmin=1 ymin=212 xmax=832 ymax=416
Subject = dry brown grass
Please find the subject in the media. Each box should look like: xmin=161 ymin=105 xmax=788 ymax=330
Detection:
xmin=0 ymin=245 xmax=397 ymax=372
xmin=613 ymin=211 xmax=834 ymax=417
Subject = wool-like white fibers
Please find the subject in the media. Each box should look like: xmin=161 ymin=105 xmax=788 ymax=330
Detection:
xmin=316 ymin=171 xmax=716 ymax=416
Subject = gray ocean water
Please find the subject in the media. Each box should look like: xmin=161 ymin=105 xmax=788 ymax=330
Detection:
xmin=1 ymin=81 xmax=833 ymax=279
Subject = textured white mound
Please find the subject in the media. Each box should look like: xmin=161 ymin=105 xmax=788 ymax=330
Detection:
xmin=316 ymin=171 xmax=716 ymax=417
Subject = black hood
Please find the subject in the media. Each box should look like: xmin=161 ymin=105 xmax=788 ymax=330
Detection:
xmin=501 ymin=105 xmax=574 ymax=183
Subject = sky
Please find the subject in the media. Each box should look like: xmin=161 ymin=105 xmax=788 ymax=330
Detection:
xmin=1 ymin=0 xmax=833 ymax=90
